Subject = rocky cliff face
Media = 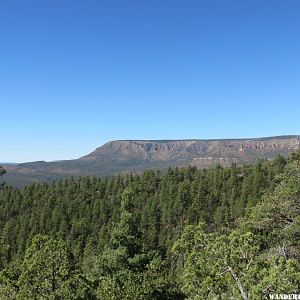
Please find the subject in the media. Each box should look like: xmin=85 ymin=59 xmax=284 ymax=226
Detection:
xmin=80 ymin=136 xmax=300 ymax=166
xmin=2 ymin=136 xmax=300 ymax=186
xmin=80 ymin=140 xmax=198 ymax=161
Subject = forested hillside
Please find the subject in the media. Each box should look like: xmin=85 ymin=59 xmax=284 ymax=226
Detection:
xmin=0 ymin=153 xmax=300 ymax=299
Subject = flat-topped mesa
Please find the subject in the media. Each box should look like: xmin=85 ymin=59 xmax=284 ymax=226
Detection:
xmin=3 ymin=135 xmax=300 ymax=187
xmin=80 ymin=136 xmax=300 ymax=163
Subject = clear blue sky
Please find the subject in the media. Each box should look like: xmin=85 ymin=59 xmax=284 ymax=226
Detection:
xmin=1 ymin=0 xmax=299 ymax=162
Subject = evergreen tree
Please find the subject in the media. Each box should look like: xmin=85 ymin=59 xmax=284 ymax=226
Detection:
xmin=0 ymin=167 xmax=5 ymax=177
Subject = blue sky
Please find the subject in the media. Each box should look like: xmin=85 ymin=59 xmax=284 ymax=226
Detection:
xmin=1 ymin=0 xmax=299 ymax=162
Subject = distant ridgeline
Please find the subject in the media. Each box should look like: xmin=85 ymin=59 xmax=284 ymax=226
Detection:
xmin=1 ymin=151 xmax=300 ymax=298
xmin=2 ymin=135 xmax=300 ymax=187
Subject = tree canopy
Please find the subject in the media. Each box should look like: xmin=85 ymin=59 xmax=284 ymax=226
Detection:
xmin=1 ymin=153 xmax=300 ymax=298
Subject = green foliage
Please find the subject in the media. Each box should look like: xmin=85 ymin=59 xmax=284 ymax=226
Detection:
xmin=92 ymin=188 xmax=181 ymax=299
xmin=18 ymin=235 xmax=72 ymax=298
xmin=173 ymin=226 xmax=259 ymax=299
xmin=173 ymin=157 xmax=300 ymax=299
xmin=173 ymin=225 xmax=300 ymax=299
xmin=0 ymin=160 xmax=278 ymax=266
xmin=0 ymin=153 xmax=300 ymax=298
xmin=0 ymin=235 xmax=94 ymax=299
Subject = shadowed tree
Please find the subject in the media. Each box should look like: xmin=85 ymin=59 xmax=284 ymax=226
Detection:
xmin=0 ymin=166 xmax=6 ymax=189
xmin=0 ymin=167 xmax=5 ymax=176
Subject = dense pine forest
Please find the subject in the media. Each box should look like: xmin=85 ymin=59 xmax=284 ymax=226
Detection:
xmin=0 ymin=153 xmax=300 ymax=299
